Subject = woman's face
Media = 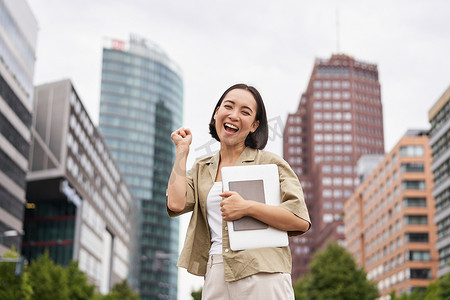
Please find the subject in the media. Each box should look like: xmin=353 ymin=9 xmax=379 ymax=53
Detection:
xmin=214 ymin=88 xmax=259 ymax=148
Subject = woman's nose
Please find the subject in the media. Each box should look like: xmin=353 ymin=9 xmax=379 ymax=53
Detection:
xmin=229 ymin=109 xmax=239 ymax=120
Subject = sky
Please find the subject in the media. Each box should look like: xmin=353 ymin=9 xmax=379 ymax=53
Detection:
xmin=26 ymin=0 xmax=450 ymax=299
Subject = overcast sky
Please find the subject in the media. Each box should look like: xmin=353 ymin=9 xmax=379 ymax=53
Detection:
xmin=27 ymin=0 xmax=450 ymax=298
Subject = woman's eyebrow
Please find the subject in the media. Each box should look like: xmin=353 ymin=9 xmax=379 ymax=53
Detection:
xmin=223 ymin=100 xmax=254 ymax=113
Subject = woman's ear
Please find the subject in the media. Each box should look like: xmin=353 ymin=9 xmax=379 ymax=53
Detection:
xmin=251 ymin=120 xmax=260 ymax=133
xmin=213 ymin=107 xmax=219 ymax=120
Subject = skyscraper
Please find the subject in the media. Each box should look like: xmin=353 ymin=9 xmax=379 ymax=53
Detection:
xmin=345 ymin=130 xmax=438 ymax=297
xmin=283 ymin=54 xmax=385 ymax=280
xmin=99 ymin=35 xmax=183 ymax=300
xmin=24 ymin=79 xmax=137 ymax=293
xmin=429 ymin=86 xmax=450 ymax=277
xmin=0 ymin=0 xmax=38 ymax=254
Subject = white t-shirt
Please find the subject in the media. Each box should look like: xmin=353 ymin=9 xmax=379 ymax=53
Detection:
xmin=206 ymin=182 xmax=223 ymax=255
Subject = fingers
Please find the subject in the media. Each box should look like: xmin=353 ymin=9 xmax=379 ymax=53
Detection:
xmin=171 ymin=127 xmax=191 ymax=138
xmin=219 ymin=191 xmax=234 ymax=198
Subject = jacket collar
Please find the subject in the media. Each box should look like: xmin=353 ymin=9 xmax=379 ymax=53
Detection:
xmin=206 ymin=146 xmax=258 ymax=166
xmin=205 ymin=147 xmax=258 ymax=182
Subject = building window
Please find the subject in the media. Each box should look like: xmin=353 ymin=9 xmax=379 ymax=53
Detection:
xmin=334 ymin=165 xmax=342 ymax=173
xmin=401 ymin=163 xmax=425 ymax=173
xmin=405 ymin=232 xmax=429 ymax=243
xmin=399 ymin=145 xmax=424 ymax=157
xmin=403 ymin=197 xmax=427 ymax=207
xmin=323 ymin=189 xmax=332 ymax=198
xmin=402 ymin=180 xmax=426 ymax=190
xmin=333 ymin=123 xmax=342 ymax=131
xmin=407 ymin=251 xmax=430 ymax=261
xmin=322 ymin=165 xmax=331 ymax=173
xmin=409 ymin=268 xmax=431 ymax=279
xmin=323 ymin=214 xmax=333 ymax=223
xmin=404 ymin=215 xmax=428 ymax=225
xmin=333 ymin=190 xmax=343 ymax=197
xmin=322 ymin=177 xmax=332 ymax=186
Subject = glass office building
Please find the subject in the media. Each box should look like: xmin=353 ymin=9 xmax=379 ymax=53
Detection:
xmin=99 ymin=35 xmax=183 ymax=300
xmin=0 ymin=0 xmax=37 ymax=254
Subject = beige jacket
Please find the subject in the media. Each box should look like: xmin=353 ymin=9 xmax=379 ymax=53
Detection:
xmin=167 ymin=147 xmax=311 ymax=281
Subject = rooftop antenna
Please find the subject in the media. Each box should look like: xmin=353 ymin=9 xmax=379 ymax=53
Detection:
xmin=336 ymin=8 xmax=341 ymax=53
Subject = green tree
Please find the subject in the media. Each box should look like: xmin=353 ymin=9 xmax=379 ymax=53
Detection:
xmin=294 ymin=243 xmax=378 ymax=300
xmin=424 ymin=281 xmax=439 ymax=300
xmin=66 ymin=260 xmax=95 ymax=299
xmin=28 ymin=250 xmax=69 ymax=300
xmin=191 ymin=287 xmax=202 ymax=300
xmin=437 ymin=271 xmax=450 ymax=300
xmin=293 ymin=274 xmax=311 ymax=300
xmin=0 ymin=247 xmax=32 ymax=300
xmin=102 ymin=279 xmax=139 ymax=300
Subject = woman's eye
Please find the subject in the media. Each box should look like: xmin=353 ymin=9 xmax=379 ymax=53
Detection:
xmin=242 ymin=111 xmax=250 ymax=116
xmin=224 ymin=105 xmax=232 ymax=109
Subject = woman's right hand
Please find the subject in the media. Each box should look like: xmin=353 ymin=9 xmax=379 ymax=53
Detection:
xmin=171 ymin=127 xmax=192 ymax=151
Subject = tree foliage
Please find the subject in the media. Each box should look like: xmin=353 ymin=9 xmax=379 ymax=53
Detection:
xmin=102 ymin=280 xmax=139 ymax=300
xmin=28 ymin=250 xmax=69 ymax=300
xmin=294 ymin=243 xmax=379 ymax=300
xmin=390 ymin=271 xmax=450 ymax=300
xmin=191 ymin=287 xmax=202 ymax=300
xmin=0 ymin=247 xmax=32 ymax=300
xmin=1 ymin=247 xmax=139 ymax=300
xmin=66 ymin=260 xmax=95 ymax=300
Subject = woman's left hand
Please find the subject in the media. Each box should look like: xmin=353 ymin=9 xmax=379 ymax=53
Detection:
xmin=219 ymin=191 xmax=251 ymax=221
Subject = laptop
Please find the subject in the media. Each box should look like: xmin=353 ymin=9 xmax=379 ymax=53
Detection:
xmin=221 ymin=164 xmax=289 ymax=251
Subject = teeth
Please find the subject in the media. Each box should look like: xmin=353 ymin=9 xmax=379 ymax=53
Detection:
xmin=225 ymin=123 xmax=238 ymax=130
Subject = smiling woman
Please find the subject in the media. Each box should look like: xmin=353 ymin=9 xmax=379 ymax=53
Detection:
xmin=166 ymin=83 xmax=310 ymax=299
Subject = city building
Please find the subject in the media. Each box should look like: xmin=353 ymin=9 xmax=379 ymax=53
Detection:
xmin=23 ymin=80 xmax=137 ymax=293
xmin=283 ymin=54 xmax=385 ymax=280
xmin=0 ymin=0 xmax=38 ymax=254
xmin=429 ymin=86 xmax=450 ymax=277
xmin=345 ymin=130 xmax=438 ymax=298
xmin=98 ymin=35 xmax=183 ymax=300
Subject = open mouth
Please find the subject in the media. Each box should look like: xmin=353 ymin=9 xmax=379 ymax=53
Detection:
xmin=224 ymin=123 xmax=239 ymax=133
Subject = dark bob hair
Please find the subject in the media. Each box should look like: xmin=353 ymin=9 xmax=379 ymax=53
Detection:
xmin=208 ymin=83 xmax=268 ymax=150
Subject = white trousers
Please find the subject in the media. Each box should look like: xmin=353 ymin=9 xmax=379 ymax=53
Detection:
xmin=202 ymin=254 xmax=295 ymax=300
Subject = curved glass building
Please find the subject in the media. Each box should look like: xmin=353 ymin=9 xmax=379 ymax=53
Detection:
xmin=99 ymin=35 xmax=183 ymax=300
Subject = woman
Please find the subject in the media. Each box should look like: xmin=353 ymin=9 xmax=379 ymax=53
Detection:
xmin=167 ymin=83 xmax=310 ymax=299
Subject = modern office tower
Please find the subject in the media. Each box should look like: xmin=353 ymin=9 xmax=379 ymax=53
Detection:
xmin=429 ymin=86 xmax=450 ymax=277
xmin=99 ymin=35 xmax=183 ymax=300
xmin=23 ymin=80 xmax=137 ymax=293
xmin=0 ymin=0 xmax=38 ymax=254
xmin=344 ymin=130 xmax=438 ymax=298
xmin=283 ymin=54 xmax=385 ymax=280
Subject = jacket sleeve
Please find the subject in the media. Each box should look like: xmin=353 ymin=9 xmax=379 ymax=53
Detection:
xmin=166 ymin=160 xmax=198 ymax=217
xmin=273 ymin=155 xmax=311 ymax=236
